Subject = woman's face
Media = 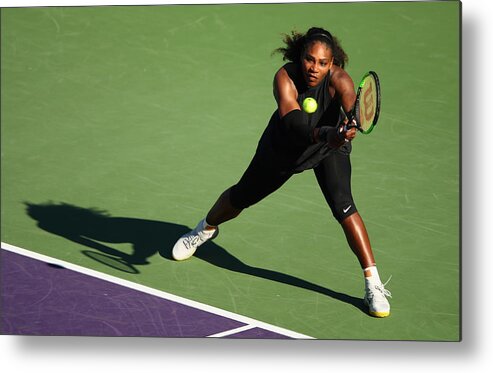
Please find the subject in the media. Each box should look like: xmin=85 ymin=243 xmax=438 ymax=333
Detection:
xmin=301 ymin=41 xmax=334 ymax=87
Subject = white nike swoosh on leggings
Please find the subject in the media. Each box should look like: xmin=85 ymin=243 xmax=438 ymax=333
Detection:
xmin=343 ymin=205 xmax=352 ymax=214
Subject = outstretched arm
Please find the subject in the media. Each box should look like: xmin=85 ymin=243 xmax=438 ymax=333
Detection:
xmin=331 ymin=66 xmax=357 ymax=115
xmin=273 ymin=67 xmax=301 ymax=117
xmin=272 ymin=67 xmax=314 ymax=146
xmin=313 ymin=68 xmax=358 ymax=145
xmin=329 ymin=67 xmax=357 ymax=142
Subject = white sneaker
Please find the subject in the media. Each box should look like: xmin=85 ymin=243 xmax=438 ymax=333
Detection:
xmin=172 ymin=219 xmax=218 ymax=261
xmin=364 ymin=277 xmax=392 ymax=318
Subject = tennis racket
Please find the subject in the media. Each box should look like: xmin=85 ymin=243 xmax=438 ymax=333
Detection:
xmin=343 ymin=71 xmax=381 ymax=134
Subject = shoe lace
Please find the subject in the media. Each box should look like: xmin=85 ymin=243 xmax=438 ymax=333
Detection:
xmin=375 ymin=275 xmax=393 ymax=298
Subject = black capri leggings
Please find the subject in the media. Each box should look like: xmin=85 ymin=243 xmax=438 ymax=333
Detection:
xmin=229 ymin=150 xmax=357 ymax=223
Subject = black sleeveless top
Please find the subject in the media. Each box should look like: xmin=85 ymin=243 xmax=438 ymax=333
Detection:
xmin=256 ymin=63 xmax=350 ymax=173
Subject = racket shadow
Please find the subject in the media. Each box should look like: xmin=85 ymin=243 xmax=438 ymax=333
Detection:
xmin=25 ymin=201 xmax=365 ymax=312
xmin=24 ymin=201 xmax=190 ymax=274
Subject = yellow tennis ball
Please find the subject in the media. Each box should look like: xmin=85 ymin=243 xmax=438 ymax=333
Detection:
xmin=302 ymin=97 xmax=318 ymax=114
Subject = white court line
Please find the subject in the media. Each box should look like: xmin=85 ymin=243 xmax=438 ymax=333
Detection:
xmin=1 ymin=241 xmax=314 ymax=340
xmin=207 ymin=324 xmax=257 ymax=338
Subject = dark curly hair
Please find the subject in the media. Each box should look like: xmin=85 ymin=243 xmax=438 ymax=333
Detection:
xmin=273 ymin=27 xmax=348 ymax=69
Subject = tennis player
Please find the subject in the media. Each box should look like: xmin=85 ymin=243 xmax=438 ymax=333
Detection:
xmin=172 ymin=27 xmax=391 ymax=317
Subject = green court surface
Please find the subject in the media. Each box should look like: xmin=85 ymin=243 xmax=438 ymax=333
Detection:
xmin=1 ymin=1 xmax=460 ymax=340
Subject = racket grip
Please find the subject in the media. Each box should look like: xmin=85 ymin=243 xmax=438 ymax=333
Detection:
xmin=345 ymin=121 xmax=358 ymax=131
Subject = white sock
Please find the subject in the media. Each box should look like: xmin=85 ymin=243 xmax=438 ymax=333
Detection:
xmin=364 ymin=266 xmax=382 ymax=286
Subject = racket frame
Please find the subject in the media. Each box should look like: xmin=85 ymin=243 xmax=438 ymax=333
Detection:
xmin=342 ymin=70 xmax=381 ymax=135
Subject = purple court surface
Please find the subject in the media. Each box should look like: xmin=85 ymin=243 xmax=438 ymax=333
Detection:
xmin=0 ymin=246 xmax=297 ymax=339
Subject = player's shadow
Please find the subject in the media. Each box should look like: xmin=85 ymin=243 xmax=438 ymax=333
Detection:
xmin=25 ymin=201 xmax=365 ymax=312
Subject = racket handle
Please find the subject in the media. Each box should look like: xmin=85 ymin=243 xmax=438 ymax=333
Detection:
xmin=345 ymin=121 xmax=358 ymax=131
xmin=339 ymin=106 xmax=358 ymax=131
